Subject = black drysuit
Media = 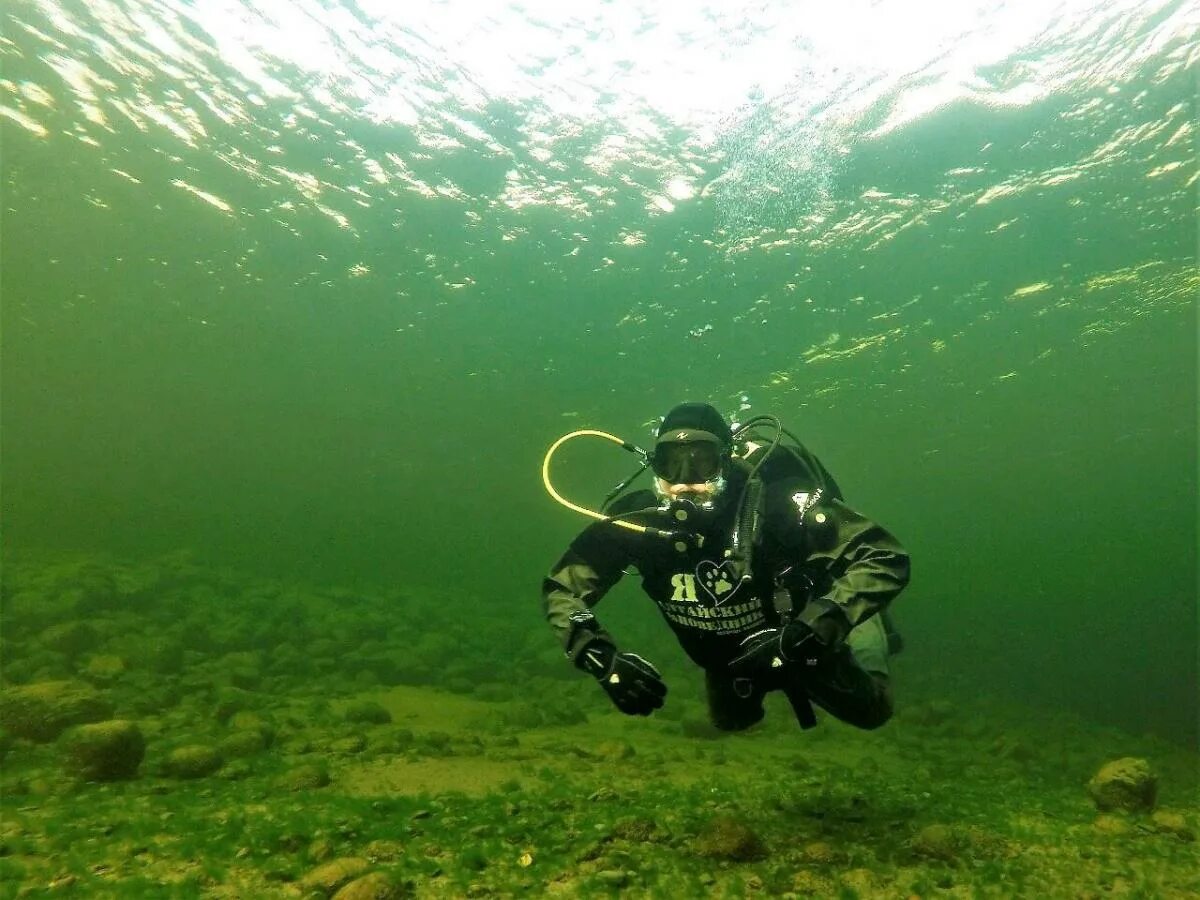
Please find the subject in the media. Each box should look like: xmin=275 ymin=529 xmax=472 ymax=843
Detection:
xmin=542 ymin=460 xmax=910 ymax=729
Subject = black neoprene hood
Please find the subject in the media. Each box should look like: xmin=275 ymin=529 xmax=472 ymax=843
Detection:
xmin=656 ymin=402 xmax=733 ymax=447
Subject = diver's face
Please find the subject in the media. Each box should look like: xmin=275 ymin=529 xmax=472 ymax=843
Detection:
xmin=655 ymin=476 xmax=721 ymax=506
xmin=651 ymin=436 xmax=727 ymax=509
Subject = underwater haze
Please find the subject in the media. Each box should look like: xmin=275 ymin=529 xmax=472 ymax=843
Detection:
xmin=1 ymin=1 xmax=1198 ymax=895
xmin=3 ymin=0 xmax=1196 ymax=737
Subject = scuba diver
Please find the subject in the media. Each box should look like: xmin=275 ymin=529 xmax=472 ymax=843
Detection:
xmin=540 ymin=402 xmax=909 ymax=732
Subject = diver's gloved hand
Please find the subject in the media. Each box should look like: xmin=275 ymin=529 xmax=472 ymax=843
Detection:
xmin=577 ymin=639 xmax=667 ymax=716
xmin=728 ymin=600 xmax=851 ymax=677
xmin=727 ymin=626 xmax=801 ymax=678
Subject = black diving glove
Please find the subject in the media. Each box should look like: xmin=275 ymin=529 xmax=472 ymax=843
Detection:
xmin=577 ymin=640 xmax=667 ymax=716
xmin=728 ymin=600 xmax=852 ymax=677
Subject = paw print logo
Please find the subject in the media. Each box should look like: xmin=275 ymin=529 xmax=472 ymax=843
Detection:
xmin=696 ymin=560 xmax=743 ymax=604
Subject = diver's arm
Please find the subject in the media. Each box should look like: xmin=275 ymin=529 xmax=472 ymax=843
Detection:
xmin=797 ymin=498 xmax=910 ymax=632
xmin=543 ymin=534 xmax=667 ymax=716
xmin=541 ymin=542 xmax=627 ymax=664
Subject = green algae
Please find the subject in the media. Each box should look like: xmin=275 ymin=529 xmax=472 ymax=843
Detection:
xmin=1 ymin=552 xmax=1197 ymax=898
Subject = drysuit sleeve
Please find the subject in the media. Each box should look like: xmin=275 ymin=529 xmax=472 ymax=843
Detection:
xmin=541 ymin=523 xmax=635 ymax=664
xmin=791 ymin=496 xmax=910 ymax=633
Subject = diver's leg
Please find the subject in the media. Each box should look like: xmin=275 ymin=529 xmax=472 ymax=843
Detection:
xmin=803 ymin=615 xmax=893 ymax=730
xmin=704 ymin=668 xmax=766 ymax=731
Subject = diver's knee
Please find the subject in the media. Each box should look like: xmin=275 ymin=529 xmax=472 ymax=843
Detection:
xmin=832 ymin=673 xmax=892 ymax=730
xmin=705 ymin=671 xmax=765 ymax=732
xmin=856 ymin=701 xmax=893 ymax=730
xmin=856 ymin=675 xmax=894 ymax=730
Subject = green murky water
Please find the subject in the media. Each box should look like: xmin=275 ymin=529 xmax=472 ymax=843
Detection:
xmin=0 ymin=3 xmax=1196 ymax=895
xmin=3 ymin=0 xmax=1195 ymax=745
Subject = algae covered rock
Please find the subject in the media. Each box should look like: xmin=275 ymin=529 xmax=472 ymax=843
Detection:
xmin=593 ymin=871 xmax=629 ymax=889
xmin=0 ymin=680 xmax=114 ymax=742
xmin=909 ymin=823 xmax=1008 ymax=863
xmin=695 ymin=814 xmax=767 ymax=861
xmin=331 ymin=734 xmax=368 ymax=754
xmin=1150 ymin=809 xmax=1195 ymax=841
xmin=163 ymin=744 xmax=223 ymax=779
xmin=343 ymin=700 xmax=392 ymax=725
xmin=81 ymin=655 xmax=127 ymax=683
xmin=218 ymin=728 xmax=269 ymax=758
xmin=62 ymin=564 xmax=120 ymax=614
xmin=1092 ymin=814 xmax=1132 ymax=836
xmin=840 ymin=867 xmax=880 ymax=895
xmin=800 ymin=840 xmax=840 ymax=865
xmin=211 ymin=687 xmax=253 ymax=723
xmin=1087 ymin=757 xmax=1157 ymax=812
xmin=299 ymin=857 xmax=370 ymax=894
xmin=595 ymin=740 xmax=636 ymax=761
xmin=39 ymin=622 xmax=100 ymax=657
xmin=226 ymin=710 xmax=275 ymax=739
xmin=792 ymin=870 xmax=836 ymax=896
xmin=611 ymin=816 xmax=661 ymax=843
xmin=333 ymin=871 xmax=400 ymax=899
xmin=278 ymin=762 xmax=331 ymax=791
xmin=63 ymin=719 xmax=145 ymax=781
xmin=362 ymin=839 xmax=405 ymax=862
xmin=910 ymin=823 xmax=969 ymax=862
xmin=136 ymin=636 xmax=186 ymax=675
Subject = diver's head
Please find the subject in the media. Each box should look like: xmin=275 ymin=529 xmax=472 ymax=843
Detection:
xmin=650 ymin=402 xmax=733 ymax=508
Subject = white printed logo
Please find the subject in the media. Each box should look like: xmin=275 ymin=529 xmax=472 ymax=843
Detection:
xmin=696 ymin=559 xmax=744 ymax=605
xmin=670 ymin=573 xmax=700 ymax=602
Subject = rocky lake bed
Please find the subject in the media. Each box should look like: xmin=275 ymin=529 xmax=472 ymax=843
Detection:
xmin=1 ymin=551 xmax=1196 ymax=898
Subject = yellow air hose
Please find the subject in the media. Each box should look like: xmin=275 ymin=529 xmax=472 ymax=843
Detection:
xmin=541 ymin=430 xmax=653 ymax=535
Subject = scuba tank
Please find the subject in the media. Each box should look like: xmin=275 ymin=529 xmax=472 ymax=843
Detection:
xmin=723 ymin=415 xmax=903 ymax=656
xmin=720 ymin=414 xmax=839 ymax=585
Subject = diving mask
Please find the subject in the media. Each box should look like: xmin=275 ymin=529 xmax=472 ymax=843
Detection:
xmin=650 ymin=429 xmax=727 ymax=484
xmin=650 ymin=429 xmax=730 ymax=522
